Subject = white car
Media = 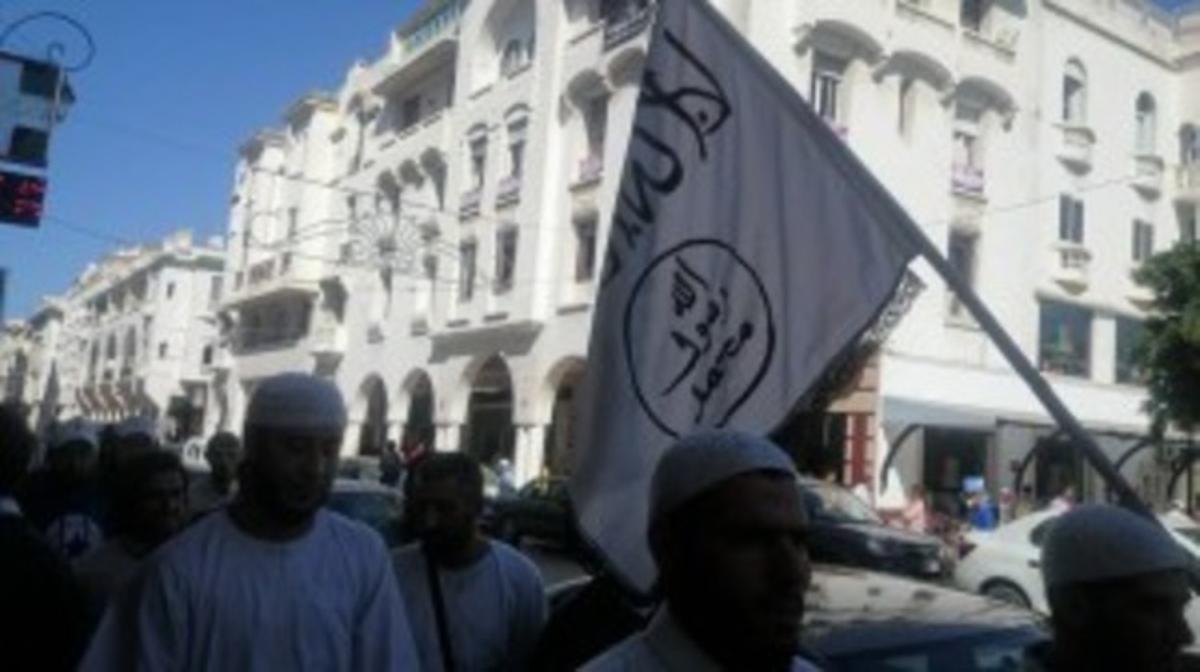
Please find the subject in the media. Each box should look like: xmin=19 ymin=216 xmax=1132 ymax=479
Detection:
xmin=954 ymin=506 xmax=1200 ymax=645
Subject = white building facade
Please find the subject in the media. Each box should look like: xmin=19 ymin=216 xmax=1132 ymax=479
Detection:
xmin=216 ymin=0 xmax=1200 ymax=504
xmin=2 ymin=231 xmax=226 ymax=444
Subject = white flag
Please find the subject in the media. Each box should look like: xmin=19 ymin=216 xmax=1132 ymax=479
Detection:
xmin=571 ymin=0 xmax=924 ymax=593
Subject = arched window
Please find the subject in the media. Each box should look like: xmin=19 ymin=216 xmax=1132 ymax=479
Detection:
xmin=1136 ymin=93 xmax=1157 ymax=155
xmin=1063 ymin=59 xmax=1087 ymax=125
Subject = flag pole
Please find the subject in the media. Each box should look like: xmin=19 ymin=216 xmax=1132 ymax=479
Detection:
xmin=910 ymin=235 xmax=1152 ymax=518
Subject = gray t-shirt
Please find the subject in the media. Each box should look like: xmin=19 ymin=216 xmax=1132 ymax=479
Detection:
xmin=393 ymin=540 xmax=546 ymax=672
xmin=80 ymin=509 xmax=419 ymax=672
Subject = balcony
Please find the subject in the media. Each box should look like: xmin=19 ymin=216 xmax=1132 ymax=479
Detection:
xmin=951 ymin=164 xmax=986 ymax=199
xmin=1132 ymin=154 xmax=1164 ymax=198
xmin=1049 ymin=241 xmax=1091 ymax=292
xmin=1177 ymin=164 xmax=1200 ymax=204
xmin=1056 ymin=124 xmax=1095 ymax=173
xmin=459 ymin=188 xmax=482 ymax=218
xmin=794 ymin=0 xmax=888 ymax=63
xmin=400 ymin=0 xmax=465 ymax=56
xmin=309 ymin=321 xmax=348 ymax=375
xmin=571 ymin=154 xmax=604 ymax=191
xmin=225 ymin=253 xmax=318 ymax=308
xmin=247 ymin=258 xmax=276 ymax=287
xmin=603 ymin=1 xmax=653 ymax=51
xmin=496 ymin=175 xmax=522 ymax=208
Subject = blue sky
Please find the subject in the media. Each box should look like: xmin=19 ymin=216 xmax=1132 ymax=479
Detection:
xmin=0 ymin=0 xmax=419 ymax=319
xmin=0 ymin=0 xmax=1191 ymax=319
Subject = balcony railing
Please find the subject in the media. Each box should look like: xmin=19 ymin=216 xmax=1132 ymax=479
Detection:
xmin=496 ymin=175 xmax=522 ymax=207
xmin=1039 ymin=346 xmax=1089 ymax=378
xmin=603 ymin=1 xmax=653 ymax=51
xmin=248 ymin=258 xmax=276 ymax=287
xmin=401 ymin=0 xmax=466 ymax=55
xmin=574 ymin=154 xmax=604 ymax=188
xmin=952 ymin=164 xmax=986 ymax=197
xmin=460 ymin=187 xmax=482 ymax=217
xmin=1178 ymin=164 xmax=1200 ymax=202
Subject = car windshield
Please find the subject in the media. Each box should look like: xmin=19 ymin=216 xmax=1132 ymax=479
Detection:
xmin=1174 ymin=526 xmax=1200 ymax=547
xmin=829 ymin=629 xmax=1047 ymax=672
xmin=806 ymin=482 xmax=883 ymax=525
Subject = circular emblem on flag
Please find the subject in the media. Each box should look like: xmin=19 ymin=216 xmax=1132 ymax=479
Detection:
xmin=623 ymin=239 xmax=776 ymax=438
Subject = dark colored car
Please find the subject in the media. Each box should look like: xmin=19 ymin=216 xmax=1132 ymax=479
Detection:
xmin=542 ymin=565 xmax=1050 ymax=672
xmin=326 ymin=479 xmax=405 ymax=548
xmin=488 ymin=476 xmax=575 ymax=549
xmin=798 ymin=476 xmax=948 ymax=581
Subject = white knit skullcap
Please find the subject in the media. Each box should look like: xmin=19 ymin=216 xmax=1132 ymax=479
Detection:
xmin=1042 ymin=504 xmax=1190 ymax=588
xmin=244 ymin=373 xmax=347 ymax=434
xmin=650 ymin=430 xmax=795 ymax=524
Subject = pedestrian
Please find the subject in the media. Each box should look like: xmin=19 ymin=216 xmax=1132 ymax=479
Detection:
xmin=187 ymin=430 xmax=241 ymax=518
xmin=380 ymin=439 xmax=403 ymax=488
xmin=900 ymin=483 xmax=929 ymax=534
xmin=583 ymin=430 xmax=822 ymax=672
xmin=0 ymin=403 xmax=91 ymax=672
xmin=1033 ymin=504 xmax=1193 ymax=670
xmin=79 ymin=372 xmax=420 ymax=671
xmin=19 ymin=419 xmax=107 ymax=561
xmin=395 ymin=451 xmax=546 ymax=671
xmin=74 ymin=449 xmax=187 ymax=619
xmin=967 ymin=490 xmax=997 ymax=530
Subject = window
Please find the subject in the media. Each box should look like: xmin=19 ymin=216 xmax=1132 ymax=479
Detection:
xmin=507 ymin=117 xmax=528 ymax=179
xmin=1181 ymin=205 xmax=1198 ymax=244
xmin=1058 ymin=195 xmax=1085 ymax=244
xmin=1132 ymin=220 xmax=1154 ymax=263
xmin=898 ymin=78 xmax=916 ymax=138
xmin=953 ymin=104 xmax=985 ymax=195
xmin=209 ymin=276 xmax=223 ymax=305
xmin=810 ymin=52 xmax=847 ymax=126
xmin=960 ymin=0 xmax=991 ymax=32
xmin=401 ymin=96 xmax=421 ymax=130
xmin=1115 ymin=317 xmax=1146 ymax=384
xmin=18 ymin=60 xmax=59 ymax=98
xmin=159 ymin=342 xmax=169 ymax=359
xmin=287 ymin=207 xmax=299 ymax=240
xmin=575 ymin=217 xmax=598 ymax=282
xmin=1136 ymin=93 xmax=1157 ymax=155
xmin=458 ymin=240 xmax=477 ymax=302
xmin=106 ymin=334 xmax=117 ymax=360
xmin=202 ymin=345 xmax=214 ymax=366
xmin=166 ymin=282 xmax=176 ymax=299
xmin=1063 ymin=59 xmax=1087 ymax=125
xmin=1039 ymin=300 xmax=1092 ymax=377
xmin=469 ymin=136 xmax=488 ymax=190
xmin=947 ymin=231 xmax=977 ymax=317
xmin=495 ymin=229 xmax=518 ymax=293
xmin=1183 ymin=124 xmax=1200 ymax=165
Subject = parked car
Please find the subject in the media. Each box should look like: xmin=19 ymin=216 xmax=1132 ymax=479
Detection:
xmin=336 ymin=455 xmax=382 ymax=483
xmin=797 ymin=476 xmax=949 ymax=581
xmin=488 ymin=476 xmax=575 ymax=550
xmin=545 ymin=565 xmax=1051 ymax=671
xmin=326 ymin=478 xmax=404 ymax=548
xmin=954 ymin=506 xmax=1200 ymax=650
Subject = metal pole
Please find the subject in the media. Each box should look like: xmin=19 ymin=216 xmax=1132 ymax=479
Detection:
xmin=911 ymin=236 xmax=1152 ymax=518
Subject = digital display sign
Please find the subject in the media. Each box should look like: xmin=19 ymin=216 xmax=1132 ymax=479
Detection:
xmin=0 ymin=169 xmax=46 ymax=227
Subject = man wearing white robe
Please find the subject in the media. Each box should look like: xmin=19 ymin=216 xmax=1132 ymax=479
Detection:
xmin=80 ymin=373 xmax=420 ymax=671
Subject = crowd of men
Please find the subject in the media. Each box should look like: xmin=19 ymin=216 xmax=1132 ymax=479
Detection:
xmin=0 ymin=371 xmax=1197 ymax=671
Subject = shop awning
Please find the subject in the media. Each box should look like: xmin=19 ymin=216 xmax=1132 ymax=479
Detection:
xmin=881 ymin=397 xmax=997 ymax=432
